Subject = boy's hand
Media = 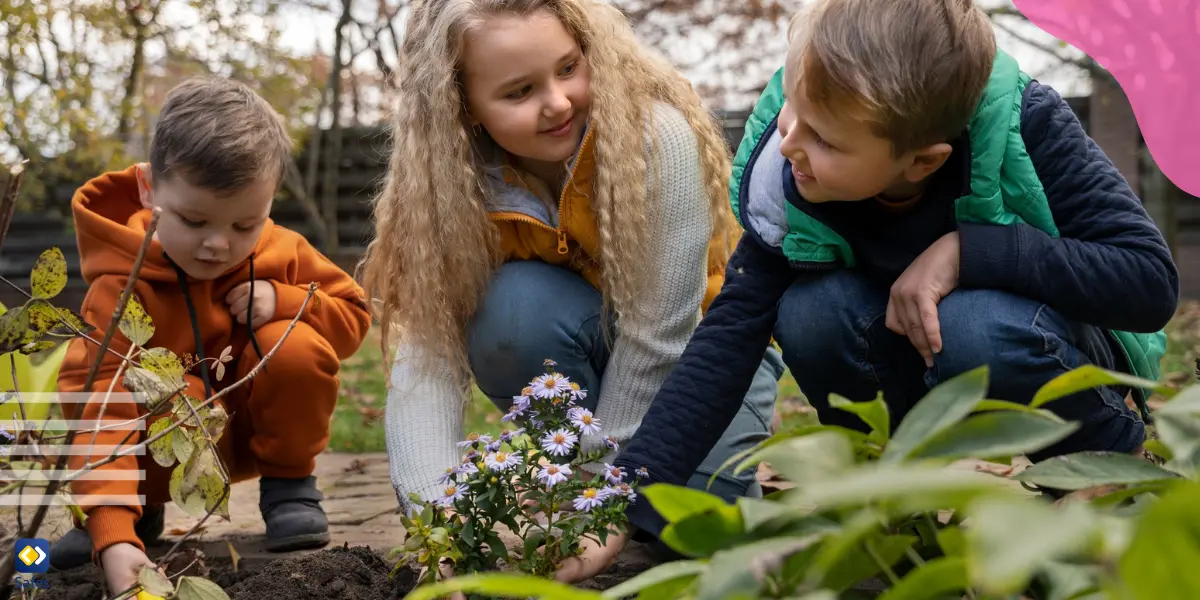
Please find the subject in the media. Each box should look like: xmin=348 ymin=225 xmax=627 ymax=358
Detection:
xmin=555 ymin=528 xmax=630 ymax=583
xmin=99 ymin=542 xmax=156 ymax=595
xmin=226 ymin=280 xmax=277 ymax=329
xmin=886 ymin=231 xmax=960 ymax=367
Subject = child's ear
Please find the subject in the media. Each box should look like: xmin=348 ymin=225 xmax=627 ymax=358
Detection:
xmin=903 ymin=143 xmax=954 ymax=183
xmin=134 ymin=162 xmax=154 ymax=210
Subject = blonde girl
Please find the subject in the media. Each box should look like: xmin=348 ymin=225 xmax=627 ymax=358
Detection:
xmin=358 ymin=0 xmax=784 ymax=570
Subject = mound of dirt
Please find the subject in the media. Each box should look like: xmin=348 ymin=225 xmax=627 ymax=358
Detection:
xmin=224 ymin=545 xmax=416 ymax=600
xmin=36 ymin=545 xmax=417 ymax=600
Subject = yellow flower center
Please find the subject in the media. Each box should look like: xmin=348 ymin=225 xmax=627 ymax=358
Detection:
xmin=522 ymin=386 xmax=533 ymax=396
xmin=547 ymin=466 xmax=560 ymax=475
xmin=467 ymin=433 xmax=479 ymax=441
xmin=554 ymin=434 xmax=566 ymax=444
xmin=570 ymin=382 xmax=581 ymax=391
xmin=542 ymin=378 xmax=558 ymax=389
xmin=443 ymin=486 xmax=458 ymax=496
xmin=583 ymin=488 xmax=598 ymax=499
xmin=582 ymin=415 xmax=593 ymax=424
xmin=495 ymin=452 xmax=508 ymax=462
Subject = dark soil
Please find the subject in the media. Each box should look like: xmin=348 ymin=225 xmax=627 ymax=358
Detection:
xmin=37 ymin=545 xmax=418 ymax=600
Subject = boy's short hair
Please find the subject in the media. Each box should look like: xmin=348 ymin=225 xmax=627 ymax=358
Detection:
xmin=149 ymin=76 xmax=293 ymax=195
xmin=784 ymin=0 xmax=996 ymax=156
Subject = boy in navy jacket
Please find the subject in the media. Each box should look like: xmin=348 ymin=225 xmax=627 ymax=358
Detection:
xmin=612 ymin=0 xmax=1179 ymax=539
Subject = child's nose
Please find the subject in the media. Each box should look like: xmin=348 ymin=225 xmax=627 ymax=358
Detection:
xmin=543 ymin=85 xmax=572 ymax=115
xmin=203 ymin=235 xmax=230 ymax=252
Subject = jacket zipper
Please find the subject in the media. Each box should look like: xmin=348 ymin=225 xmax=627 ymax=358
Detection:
xmin=489 ymin=127 xmax=593 ymax=256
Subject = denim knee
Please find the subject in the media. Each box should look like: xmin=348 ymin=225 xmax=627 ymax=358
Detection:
xmin=931 ymin=289 xmax=1144 ymax=457
xmin=467 ymin=261 xmax=608 ymax=411
xmin=774 ymin=272 xmax=887 ymax=386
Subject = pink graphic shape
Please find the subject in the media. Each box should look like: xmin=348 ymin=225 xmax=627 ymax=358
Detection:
xmin=1013 ymin=0 xmax=1200 ymax=197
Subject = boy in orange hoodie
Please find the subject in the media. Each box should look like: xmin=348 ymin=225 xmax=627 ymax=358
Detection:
xmin=50 ymin=76 xmax=371 ymax=592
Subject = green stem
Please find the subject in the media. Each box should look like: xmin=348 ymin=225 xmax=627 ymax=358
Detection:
xmin=865 ymin=540 xmax=900 ymax=586
xmin=905 ymin=547 xmax=927 ymax=568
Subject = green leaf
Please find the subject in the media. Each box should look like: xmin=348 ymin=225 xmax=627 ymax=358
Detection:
xmin=402 ymin=572 xmax=604 ymax=600
xmin=1038 ymin=561 xmax=1102 ymax=600
xmin=137 ymin=565 xmax=175 ymax=597
xmin=792 ymin=464 xmax=1017 ymax=515
xmin=966 ymin=496 xmax=1098 ymax=595
xmin=973 ymin=399 xmax=1064 ymax=418
xmin=123 ymin=367 xmax=181 ymax=410
xmin=883 ymin=366 xmax=989 ymax=462
xmin=26 ymin=300 xmax=91 ymax=338
xmin=752 ymin=431 xmax=854 ymax=486
xmin=829 ymin=393 xmax=890 ymax=442
xmin=1015 ymin=452 xmax=1182 ymax=491
xmin=936 ymin=527 xmax=966 ymax=558
xmin=30 ymin=247 xmax=67 ymax=299
xmin=695 ymin=535 xmax=826 ymax=600
xmin=428 ymin=527 xmax=449 ymax=547
xmin=660 ymin=504 xmax=745 ymax=558
xmin=876 ymin=557 xmax=968 ymax=600
xmin=141 ymin=347 xmax=186 ymax=387
xmin=0 ymin=305 xmax=30 ymax=353
xmin=908 ymin=411 xmax=1079 ymax=462
xmin=404 ymin=534 xmax=426 ymax=551
xmin=600 ymin=559 xmax=706 ymax=599
xmin=461 ymin=518 xmax=475 ymax=546
xmin=1118 ymin=481 xmax=1200 ymax=600
xmin=1151 ymin=386 xmax=1200 ymax=471
xmin=173 ymin=426 xmax=196 ymax=465
xmin=201 ymin=471 xmax=229 ymax=519
xmin=118 ymin=296 xmax=155 ymax=347
xmin=820 ymin=534 xmax=915 ymax=592
xmin=642 ymin=483 xmax=732 ymax=524
xmin=147 ymin=418 xmax=177 ymax=468
xmin=1031 ymin=365 xmax=1175 ymax=408
xmin=174 ymin=575 xmax=231 ymax=600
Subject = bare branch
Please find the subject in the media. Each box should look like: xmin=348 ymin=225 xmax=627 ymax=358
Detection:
xmin=84 ymin=207 xmax=161 ymax=390
xmin=0 ymin=161 xmax=28 ymax=247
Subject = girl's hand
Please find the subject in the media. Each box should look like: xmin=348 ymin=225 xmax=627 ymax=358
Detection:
xmin=99 ymin=543 xmax=156 ymax=596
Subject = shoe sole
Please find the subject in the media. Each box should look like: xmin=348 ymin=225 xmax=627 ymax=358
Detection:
xmin=264 ymin=531 xmax=332 ymax=553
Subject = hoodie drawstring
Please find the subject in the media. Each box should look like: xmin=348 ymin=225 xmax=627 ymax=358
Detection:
xmin=163 ymin=251 xmax=267 ymax=400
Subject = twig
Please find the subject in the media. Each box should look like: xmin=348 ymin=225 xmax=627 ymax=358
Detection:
xmin=85 ymin=344 xmax=137 ymax=461
xmin=84 ymin=207 xmax=161 ymax=390
xmin=0 ymin=160 xmax=27 ymax=251
xmin=5 ymin=209 xmax=161 ymax=587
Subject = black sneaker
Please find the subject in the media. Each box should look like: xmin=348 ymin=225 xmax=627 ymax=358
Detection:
xmin=48 ymin=504 xmax=165 ymax=571
xmin=259 ymin=475 xmax=331 ymax=552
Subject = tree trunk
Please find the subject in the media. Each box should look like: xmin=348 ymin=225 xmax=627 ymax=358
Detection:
xmin=118 ymin=3 xmax=146 ymax=147
xmin=321 ymin=0 xmax=353 ymax=254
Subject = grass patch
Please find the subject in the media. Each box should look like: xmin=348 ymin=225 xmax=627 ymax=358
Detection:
xmin=329 ymin=303 xmax=1200 ymax=453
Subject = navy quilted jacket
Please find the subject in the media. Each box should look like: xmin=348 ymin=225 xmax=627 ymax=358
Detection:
xmin=614 ymin=80 xmax=1180 ymax=539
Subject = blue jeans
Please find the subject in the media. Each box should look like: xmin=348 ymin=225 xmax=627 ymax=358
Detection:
xmin=773 ymin=271 xmax=1144 ymax=462
xmin=466 ymin=261 xmax=783 ymax=501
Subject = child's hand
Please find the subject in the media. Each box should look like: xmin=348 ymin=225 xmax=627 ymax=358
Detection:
xmin=886 ymin=231 xmax=960 ymax=367
xmin=99 ymin=542 xmax=156 ymax=596
xmin=226 ymin=280 xmax=277 ymax=329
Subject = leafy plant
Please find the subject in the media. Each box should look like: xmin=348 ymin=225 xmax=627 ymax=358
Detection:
xmin=0 ymin=167 xmax=319 ymax=600
xmin=396 ymin=360 xmax=640 ymax=588
xmin=402 ymin=365 xmax=1200 ymax=600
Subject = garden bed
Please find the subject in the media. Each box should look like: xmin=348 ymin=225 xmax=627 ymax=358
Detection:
xmin=41 ymin=545 xmax=420 ymax=600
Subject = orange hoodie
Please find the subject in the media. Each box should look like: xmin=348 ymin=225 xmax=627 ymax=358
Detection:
xmin=57 ymin=165 xmax=371 ymax=553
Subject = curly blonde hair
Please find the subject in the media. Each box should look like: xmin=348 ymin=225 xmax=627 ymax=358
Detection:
xmin=358 ymin=0 xmax=736 ymax=379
